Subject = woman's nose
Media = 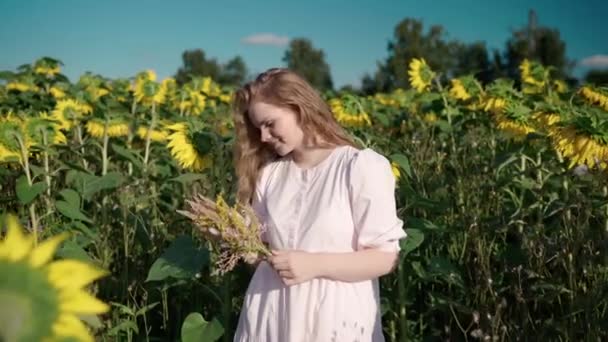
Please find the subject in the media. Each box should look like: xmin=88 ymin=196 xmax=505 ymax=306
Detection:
xmin=260 ymin=128 xmax=272 ymax=143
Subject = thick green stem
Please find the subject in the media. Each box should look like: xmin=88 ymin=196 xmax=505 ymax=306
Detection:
xmin=75 ymin=125 xmax=88 ymax=170
xmin=143 ymin=102 xmax=157 ymax=170
xmin=16 ymin=134 xmax=37 ymax=244
xmin=397 ymin=259 xmax=408 ymax=341
xmin=102 ymin=120 xmax=109 ymax=176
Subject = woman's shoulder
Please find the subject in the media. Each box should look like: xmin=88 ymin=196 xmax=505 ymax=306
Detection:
xmin=339 ymin=145 xmax=390 ymax=170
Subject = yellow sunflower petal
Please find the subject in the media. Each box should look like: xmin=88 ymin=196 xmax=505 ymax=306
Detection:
xmin=47 ymin=260 xmax=108 ymax=290
xmin=51 ymin=314 xmax=95 ymax=342
xmin=29 ymin=232 xmax=69 ymax=267
xmin=59 ymin=289 xmax=110 ymax=314
xmin=0 ymin=214 xmax=34 ymax=261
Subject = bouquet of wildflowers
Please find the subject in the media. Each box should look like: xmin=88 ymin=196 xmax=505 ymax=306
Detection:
xmin=177 ymin=194 xmax=270 ymax=275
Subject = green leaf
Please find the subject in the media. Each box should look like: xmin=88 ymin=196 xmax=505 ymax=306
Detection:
xmin=55 ymin=200 xmax=93 ymax=223
xmin=427 ymin=256 xmax=464 ymax=288
xmin=111 ymin=143 xmax=143 ymax=169
xmin=400 ymin=228 xmax=424 ymax=256
xmin=169 ymin=173 xmax=205 ymax=185
xmin=58 ymin=188 xmax=80 ymax=208
xmin=181 ymin=312 xmax=224 ymax=342
xmin=406 ymin=217 xmax=443 ymax=231
xmin=390 ymin=154 xmax=412 ymax=178
xmin=56 ymin=239 xmax=94 ymax=263
xmin=145 ymin=236 xmax=209 ymax=282
xmin=67 ymin=171 xmax=126 ymax=201
xmin=16 ymin=176 xmax=47 ymax=205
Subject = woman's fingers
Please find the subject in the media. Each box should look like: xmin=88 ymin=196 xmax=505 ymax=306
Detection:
xmin=279 ymin=270 xmax=294 ymax=279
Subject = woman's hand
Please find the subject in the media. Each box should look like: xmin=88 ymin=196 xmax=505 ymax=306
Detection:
xmin=268 ymin=250 xmax=320 ymax=286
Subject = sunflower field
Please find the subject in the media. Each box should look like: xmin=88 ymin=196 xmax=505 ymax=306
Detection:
xmin=1 ymin=56 xmax=607 ymax=341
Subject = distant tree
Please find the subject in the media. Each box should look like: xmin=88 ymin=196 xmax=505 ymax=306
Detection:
xmin=175 ymin=49 xmax=248 ymax=87
xmin=584 ymin=69 xmax=608 ymax=86
xmin=502 ymin=10 xmax=573 ymax=80
xmin=175 ymin=49 xmax=221 ymax=85
xmin=452 ymin=41 xmax=495 ymax=83
xmin=283 ymin=38 xmax=333 ymax=91
xmin=361 ymin=18 xmax=494 ymax=94
xmin=218 ymin=56 xmax=248 ymax=86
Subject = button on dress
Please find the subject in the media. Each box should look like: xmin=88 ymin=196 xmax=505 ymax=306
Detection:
xmin=234 ymin=145 xmax=407 ymax=342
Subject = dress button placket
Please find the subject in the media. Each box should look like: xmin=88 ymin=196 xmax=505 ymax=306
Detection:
xmin=290 ymin=169 xmax=307 ymax=249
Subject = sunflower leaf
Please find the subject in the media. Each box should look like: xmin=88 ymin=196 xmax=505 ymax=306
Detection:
xmin=146 ymin=235 xmax=209 ymax=282
xmin=400 ymin=228 xmax=424 ymax=257
xmin=15 ymin=176 xmax=47 ymax=205
xmin=181 ymin=312 xmax=224 ymax=342
xmin=55 ymin=200 xmax=93 ymax=223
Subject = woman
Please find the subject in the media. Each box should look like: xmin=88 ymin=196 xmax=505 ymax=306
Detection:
xmin=232 ymin=68 xmax=407 ymax=341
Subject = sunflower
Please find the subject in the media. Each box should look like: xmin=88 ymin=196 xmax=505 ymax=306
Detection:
xmin=24 ymin=114 xmax=67 ymax=147
xmin=408 ymin=58 xmax=435 ymax=93
xmin=329 ymin=98 xmax=371 ymax=127
xmin=494 ymin=113 xmax=535 ymax=141
xmin=51 ymin=99 xmax=90 ymax=131
xmin=550 ymin=125 xmax=608 ymax=169
xmin=49 ymin=87 xmax=66 ymax=99
xmin=34 ymin=61 xmax=61 ymax=77
xmin=449 ymin=79 xmax=471 ymax=101
xmin=580 ymin=86 xmax=608 ymax=111
xmin=6 ymin=82 xmax=38 ymax=93
xmin=137 ymin=126 xmax=168 ymax=142
xmin=519 ymin=59 xmax=546 ymax=94
xmin=175 ymin=91 xmax=207 ymax=115
xmin=132 ymin=70 xmax=167 ymax=106
xmin=165 ymin=123 xmax=212 ymax=171
xmin=532 ymin=112 xmax=561 ymax=129
xmin=85 ymin=118 xmax=130 ymax=139
xmin=482 ymin=97 xmax=507 ymax=114
xmin=552 ymin=80 xmax=568 ymax=94
xmin=0 ymin=116 xmax=26 ymax=163
xmin=0 ymin=214 xmax=109 ymax=342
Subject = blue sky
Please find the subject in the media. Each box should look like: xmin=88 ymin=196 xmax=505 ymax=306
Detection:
xmin=1 ymin=0 xmax=606 ymax=88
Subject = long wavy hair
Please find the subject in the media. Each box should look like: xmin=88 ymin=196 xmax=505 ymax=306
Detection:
xmin=232 ymin=68 xmax=358 ymax=203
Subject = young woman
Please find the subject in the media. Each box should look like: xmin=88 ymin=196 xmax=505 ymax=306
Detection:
xmin=232 ymin=68 xmax=407 ymax=341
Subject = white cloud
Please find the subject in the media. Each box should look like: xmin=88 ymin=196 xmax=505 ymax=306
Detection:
xmin=241 ymin=33 xmax=289 ymax=47
xmin=580 ymin=54 xmax=608 ymax=68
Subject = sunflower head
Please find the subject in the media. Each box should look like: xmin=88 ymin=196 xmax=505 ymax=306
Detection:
xmin=52 ymin=99 xmax=89 ymax=130
xmin=408 ymin=58 xmax=435 ymax=93
xmin=580 ymin=86 xmax=608 ymax=111
xmin=165 ymin=122 xmax=213 ymax=171
xmin=34 ymin=58 xmax=62 ymax=78
xmin=24 ymin=114 xmax=67 ymax=147
xmin=85 ymin=118 xmax=130 ymax=139
xmin=519 ymin=59 xmax=548 ymax=93
xmin=0 ymin=214 xmax=109 ymax=342
xmin=132 ymin=71 xmax=166 ymax=106
xmin=0 ymin=115 xmax=24 ymax=153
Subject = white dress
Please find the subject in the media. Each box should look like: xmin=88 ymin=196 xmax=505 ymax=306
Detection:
xmin=234 ymin=145 xmax=407 ymax=342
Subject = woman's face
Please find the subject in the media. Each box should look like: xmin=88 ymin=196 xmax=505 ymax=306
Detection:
xmin=248 ymin=101 xmax=304 ymax=156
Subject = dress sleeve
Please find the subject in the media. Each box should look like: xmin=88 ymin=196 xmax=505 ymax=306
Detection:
xmin=348 ymin=148 xmax=407 ymax=252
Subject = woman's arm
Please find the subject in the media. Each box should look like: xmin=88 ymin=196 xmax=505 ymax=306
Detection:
xmin=269 ymin=248 xmax=399 ymax=286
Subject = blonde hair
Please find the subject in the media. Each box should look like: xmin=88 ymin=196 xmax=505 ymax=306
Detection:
xmin=232 ymin=68 xmax=358 ymax=203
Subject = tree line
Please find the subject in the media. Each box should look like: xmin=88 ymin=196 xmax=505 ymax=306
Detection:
xmin=174 ymin=10 xmax=608 ymax=93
